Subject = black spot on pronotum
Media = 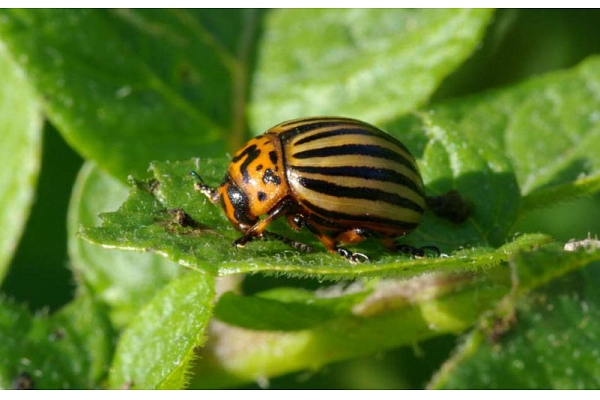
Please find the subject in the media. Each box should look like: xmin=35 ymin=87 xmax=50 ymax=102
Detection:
xmin=269 ymin=150 xmax=278 ymax=165
xmin=232 ymin=143 xmax=262 ymax=183
xmin=263 ymin=169 xmax=282 ymax=185
xmin=258 ymin=191 xmax=267 ymax=202
xmin=256 ymin=164 xmax=263 ymax=171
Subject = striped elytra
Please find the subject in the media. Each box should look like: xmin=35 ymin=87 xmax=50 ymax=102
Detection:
xmin=191 ymin=116 xmax=429 ymax=263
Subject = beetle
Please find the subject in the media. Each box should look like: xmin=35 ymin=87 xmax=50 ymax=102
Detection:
xmin=190 ymin=116 xmax=438 ymax=262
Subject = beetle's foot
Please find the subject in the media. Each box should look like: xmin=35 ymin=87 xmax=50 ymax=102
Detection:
xmin=336 ymin=247 xmax=371 ymax=263
xmin=263 ymin=231 xmax=313 ymax=252
xmin=233 ymin=234 xmax=253 ymax=248
xmin=396 ymin=244 xmax=440 ymax=257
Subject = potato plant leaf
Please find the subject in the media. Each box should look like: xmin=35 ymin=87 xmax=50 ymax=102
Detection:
xmin=109 ymin=271 xmax=215 ymax=390
xmin=0 ymin=9 xmax=262 ymax=178
xmin=250 ymin=9 xmax=494 ymax=130
xmin=0 ymin=45 xmax=42 ymax=284
xmin=68 ymin=162 xmax=181 ymax=328
xmin=429 ymin=245 xmax=600 ymax=389
xmin=190 ymin=241 xmax=600 ymax=388
xmin=0 ymin=293 xmax=114 ymax=389
xmin=214 ymin=287 xmax=370 ymax=331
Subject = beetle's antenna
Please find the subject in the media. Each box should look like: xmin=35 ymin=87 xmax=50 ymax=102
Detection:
xmin=190 ymin=171 xmax=219 ymax=204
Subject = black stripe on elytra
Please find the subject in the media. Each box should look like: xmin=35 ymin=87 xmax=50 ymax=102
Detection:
xmin=232 ymin=143 xmax=261 ymax=183
xmin=292 ymin=165 xmax=424 ymax=196
xmin=302 ymin=199 xmax=420 ymax=230
xmin=294 ymin=127 xmax=374 ymax=145
xmin=293 ymin=144 xmax=419 ymax=175
xmin=298 ymin=177 xmax=424 ymax=213
xmin=278 ymin=120 xmax=352 ymax=141
xmin=277 ymin=117 xmax=347 ymax=128
xmin=293 ymin=127 xmax=411 ymax=156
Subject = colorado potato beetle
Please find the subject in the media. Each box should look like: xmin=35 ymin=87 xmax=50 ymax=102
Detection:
xmin=191 ymin=116 xmax=439 ymax=262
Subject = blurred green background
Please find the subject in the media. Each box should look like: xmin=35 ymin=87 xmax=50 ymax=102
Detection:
xmin=2 ymin=9 xmax=600 ymax=388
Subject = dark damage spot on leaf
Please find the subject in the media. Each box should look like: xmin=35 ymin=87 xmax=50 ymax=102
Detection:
xmin=165 ymin=208 xmax=218 ymax=236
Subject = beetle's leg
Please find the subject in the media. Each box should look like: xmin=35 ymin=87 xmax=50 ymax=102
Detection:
xmin=397 ymin=244 xmax=440 ymax=257
xmin=294 ymin=217 xmax=370 ymax=263
xmin=234 ymin=197 xmax=291 ymax=245
xmin=262 ymin=231 xmax=313 ymax=252
xmin=335 ymin=247 xmax=370 ymax=263
xmin=334 ymin=229 xmax=371 ymax=262
xmin=190 ymin=171 xmax=219 ymax=204
xmin=237 ymin=230 xmax=313 ymax=253
xmin=235 ymin=229 xmax=313 ymax=253
xmin=335 ymin=227 xmax=379 ymax=244
xmin=381 ymin=237 xmax=439 ymax=258
xmin=394 ymin=243 xmax=440 ymax=257
xmin=233 ymin=198 xmax=311 ymax=252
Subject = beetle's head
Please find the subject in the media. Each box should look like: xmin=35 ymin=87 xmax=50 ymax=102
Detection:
xmin=217 ymin=175 xmax=257 ymax=232
xmin=218 ymin=134 xmax=290 ymax=232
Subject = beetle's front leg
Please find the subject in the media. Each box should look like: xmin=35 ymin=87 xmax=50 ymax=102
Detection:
xmin=234 ymin=230 xmax=313 ymax=253
xmin=233 ymin=198 xmax=311 ymax=252
xmin=263 ymin=231 xmax=313 ymax=252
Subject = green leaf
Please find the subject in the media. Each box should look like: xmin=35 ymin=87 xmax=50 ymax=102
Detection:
xmin=45 ymin=293 xmax=116 ymax=387
xmin=414 ymin=113 xmax=520 ymax=248
xmin=192 ymin=273 xmax=508 ymax=388
xmin=190 ymin=240 xmax=596 ymax=388
xmin=407 ymin=56 xmax=600 ymax=217
xmin=0 ymin=9 xmax=263 ymax=178
xmin=68 ymin=162 xmax=181 ymax=328
xmin=429 ymin=245 xmax=600 ymax=389
xmin=0 ymin=293 xmax=114 ymax=389
xmin=0 ymin=44 xmax=42 ymax=284
xmin=385 ymin=56 xmax=600 ymax=247
xmin=109 ymin=271 xmax=215 ymax=390
xmin=214 ymin=288 xmax=369 ymax=331
xmin=519 ymin=174 xmax=600 ymax=213
xmin=505 ymin=58 xmax=600 ymax=196
xmin=250 ymin=9 xmax=494 ymax=130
